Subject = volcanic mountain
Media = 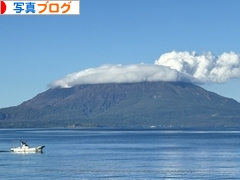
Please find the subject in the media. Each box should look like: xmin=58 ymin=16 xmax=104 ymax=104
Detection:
xmin=1 ymin=81 xmax=240 ymax=128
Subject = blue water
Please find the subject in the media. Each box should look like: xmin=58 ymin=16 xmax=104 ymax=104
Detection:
xmin=0 ymin=129 xmax=240 ymax=179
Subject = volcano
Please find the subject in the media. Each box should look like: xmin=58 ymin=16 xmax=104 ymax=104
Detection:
xmin=1 ymin=81 xmax=240 ymax=128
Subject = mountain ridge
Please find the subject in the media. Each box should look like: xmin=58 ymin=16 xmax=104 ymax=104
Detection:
xmin=0 ymin=81 xmax=240 ymax=128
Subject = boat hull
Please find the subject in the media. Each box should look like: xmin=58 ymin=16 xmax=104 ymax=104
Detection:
xmin=11 ymin=146 xmax=45 ymax=153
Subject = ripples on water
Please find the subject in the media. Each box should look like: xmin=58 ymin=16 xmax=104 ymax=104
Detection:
xmin=0 ymin=129 xmax=240 ymax=179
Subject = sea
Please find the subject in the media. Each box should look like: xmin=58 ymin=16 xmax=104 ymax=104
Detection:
xmin=0 ymin=128 xmax=240 ymax=179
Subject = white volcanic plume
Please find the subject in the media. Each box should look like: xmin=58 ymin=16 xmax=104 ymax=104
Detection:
xmin=50 ymin=51 xmax=240 ymax=88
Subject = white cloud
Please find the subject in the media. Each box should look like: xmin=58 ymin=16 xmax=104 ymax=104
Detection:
xmin=155 ymin=51 xmax=240 ymax=83
xmin=49 ymin=51 xmax=240 ymax=88
xmin=49 ymin=64 xmax=195 ymax=88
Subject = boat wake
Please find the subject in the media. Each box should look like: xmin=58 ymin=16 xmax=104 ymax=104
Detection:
xmin=0 ymin=150 xmax=10 ymax=152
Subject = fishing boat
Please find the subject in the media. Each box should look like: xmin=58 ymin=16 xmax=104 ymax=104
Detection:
xmin=10 ymin=141 xmax=45 ymax=153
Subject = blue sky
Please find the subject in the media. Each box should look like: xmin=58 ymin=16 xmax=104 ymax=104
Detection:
xmin=1 ymin=0 xmax=240 ymax=108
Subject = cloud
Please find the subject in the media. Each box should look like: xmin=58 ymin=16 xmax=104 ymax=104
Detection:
xmin=49 ymin=64 xmax=195 ymax=88
xmin=49 ymin=51 xmax=240 ymax=88
xmin=155 ymin=51 xmax=240 ymax=83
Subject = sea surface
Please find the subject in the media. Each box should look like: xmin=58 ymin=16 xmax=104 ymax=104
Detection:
xmin=0 ymin=128 xmax=240 ymax=179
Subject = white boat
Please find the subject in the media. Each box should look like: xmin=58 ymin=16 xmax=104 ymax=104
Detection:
xmin=10 ymin=141 xmax=45 ymax=153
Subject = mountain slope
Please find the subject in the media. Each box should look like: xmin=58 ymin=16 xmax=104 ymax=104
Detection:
xmin=0 ymin=81 xmax=240 ymax=128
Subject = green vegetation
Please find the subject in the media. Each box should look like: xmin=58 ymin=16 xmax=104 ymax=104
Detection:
xmin=1 ymin=82 xmax=240 ymax=128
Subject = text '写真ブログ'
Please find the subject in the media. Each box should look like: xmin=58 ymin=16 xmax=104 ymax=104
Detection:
xmin=1 ymin=0 xmax=80 ymax=15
